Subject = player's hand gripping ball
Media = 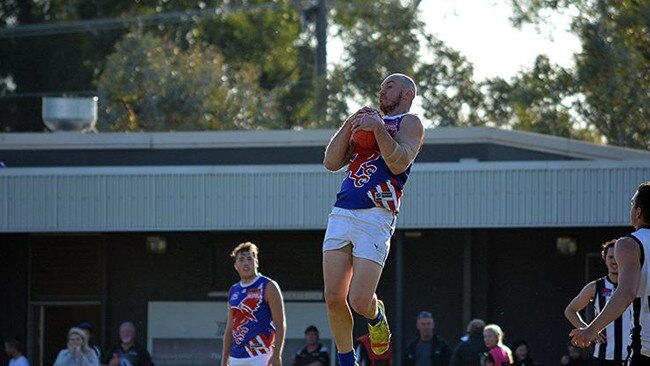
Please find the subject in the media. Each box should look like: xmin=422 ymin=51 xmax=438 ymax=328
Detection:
xmin=352 ymin=111 xmax=380 ymax=150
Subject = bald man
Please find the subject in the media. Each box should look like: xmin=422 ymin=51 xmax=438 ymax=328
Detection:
xmin=323 ymin=73 xmax=425 ymax=366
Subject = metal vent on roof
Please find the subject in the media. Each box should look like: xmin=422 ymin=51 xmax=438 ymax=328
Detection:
xmin=42 ymin=97 xmax=98 ymax=132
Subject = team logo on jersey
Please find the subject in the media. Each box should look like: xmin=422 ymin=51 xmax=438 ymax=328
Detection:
xmin=231 ymin=288 xmax=263 ymax=344
xmin=368 ymin=178 xmax=402 ymax=212
xmin=601 ymin=287 xmax=613 ymax=296
xmin=347 ymin=153 xmax=380 ymax=187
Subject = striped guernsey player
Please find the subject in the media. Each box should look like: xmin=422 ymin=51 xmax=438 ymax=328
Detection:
xmin=564 ymin=239 xmax=632 ymax=366
xmin=570 ymin=182 xmax=650 ymax=366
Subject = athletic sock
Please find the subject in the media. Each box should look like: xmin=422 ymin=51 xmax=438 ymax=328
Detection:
xmin=367 ymin=307 xmax=383 ymax=326
xmin=338 ymin=350 xmax=356 ymax=366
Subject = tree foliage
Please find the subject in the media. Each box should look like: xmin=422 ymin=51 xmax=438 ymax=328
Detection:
xmin=328 ymin=0 xmax=484 ymax=128
xmin=510 ymin=0 xmax=650 ymax=148
xmin=7 ymin=0 xmax=646 ymax=145
xmin=416 ymin=37 xmax=483 ymax=127
xmin=482 ymin=55 xmax=579 ymax=138
xmin=97 ymin=31 xmax=277 ymax=131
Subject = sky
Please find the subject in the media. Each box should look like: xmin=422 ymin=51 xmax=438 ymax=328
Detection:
xmin=418 ymin=0 xmax=581 ymax=80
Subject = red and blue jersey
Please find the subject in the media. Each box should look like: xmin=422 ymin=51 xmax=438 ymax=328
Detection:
xmin=228 ymin=275 xmax=276 ymax=359
xmin=334 ymin=114 xmax=411 ymax=213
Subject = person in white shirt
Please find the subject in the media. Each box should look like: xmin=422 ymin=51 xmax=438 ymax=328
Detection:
xmin=4 ymin=338 xmax=30 ymax=366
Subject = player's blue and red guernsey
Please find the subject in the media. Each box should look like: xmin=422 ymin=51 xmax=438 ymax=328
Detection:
xmin=228 ymin=275 xmax=276 ymax=359
xmin=334 ymin=113 xmax=411 ymax=213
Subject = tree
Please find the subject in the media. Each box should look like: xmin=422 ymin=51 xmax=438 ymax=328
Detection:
xmin=1 ymin=0 xmax=495 ymax=132
xmin=481 ymin=55 xmax=579 ymax=138
xmin=96 ymin=31 xmax=277 ymax=131
xmin=416 ymin=37 xmax=484 ymax=127
xmin=510 ymin=0 xmax=650 ymax=148
xmin=331 ymin=1 xmax=420 ymax=110
xmin=0 ymin=0 xmax=204 ymax=131
xmin=328 ymin=0 xmax=486 ymax=128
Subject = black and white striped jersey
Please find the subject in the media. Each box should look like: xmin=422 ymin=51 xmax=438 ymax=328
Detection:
xmin=593 ymin=276 xmax=633 ymax=361
xmin=630 ymin=227 xmax=650 ymax=357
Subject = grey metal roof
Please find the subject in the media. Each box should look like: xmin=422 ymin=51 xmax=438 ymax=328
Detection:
xmin=2 ymin=127 xmax=649 ymax=160
xmin=2 ymin=160 xmax=649 ymax=233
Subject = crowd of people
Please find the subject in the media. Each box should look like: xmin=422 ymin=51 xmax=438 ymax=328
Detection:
xmin=291 ymin=315 xmax=544 ymax=366
xmin=4 ymin=321 xmax=154 ymax=366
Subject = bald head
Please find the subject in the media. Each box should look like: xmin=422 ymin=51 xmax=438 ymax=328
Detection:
xmin=379 ymin=73 xmax=417 ymax=114
xmin=383 ymin=73 xmax=417 ymax=99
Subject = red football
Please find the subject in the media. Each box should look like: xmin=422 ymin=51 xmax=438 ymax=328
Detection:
xmin=353 ymin=130 xmax=377 ymax=150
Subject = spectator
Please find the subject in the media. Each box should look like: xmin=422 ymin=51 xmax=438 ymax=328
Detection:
xmin=4 ymin=338 xmax=29 ymax=366
xmin=355 ymin=333 xmax=392 ymax=366
xmin=560 ymin=344 xmax=592 ymax=366
xmin=404 ymin=311 xmax=452 ymax=366
xmin=482 ymin=324 xmax=512 ymax=366
xmin=451 ymin=319 xmax=487 ymax=366
xmin=510 ymin=340 xmax=538 ymax=366
xmin=53 ymin=327 xmax=99 ymax=366
xmin=103 ymin=322 xmax=154 ymax=366
xmin=78 ymin=322 xmax=102 ymax=360
xmin=293 ymin=326 xmax=330 ymax=366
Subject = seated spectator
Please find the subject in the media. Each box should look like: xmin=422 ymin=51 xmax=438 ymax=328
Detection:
xmin=451 ymin=319 xmax=487 ymax=366
xmin=4 ymin=338 xmax=30 ymax=366
xmin=103 ymin=322 xmax=154 ymax=366
xmin=53 ymin=327 xmax=99 ymax=366
xmin=511 ymin=340 xmax=538 ymax=366
xmin=293 ymin=326 xmax=330 ymax=366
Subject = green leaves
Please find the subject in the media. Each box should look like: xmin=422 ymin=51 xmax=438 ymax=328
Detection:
xmin=97 ymin=31 xmax=276 ymax=131
xmin=510 ymin=0 xmax=650 ymax=148
xmin=5 ymin=0 xmax=648 ymax=147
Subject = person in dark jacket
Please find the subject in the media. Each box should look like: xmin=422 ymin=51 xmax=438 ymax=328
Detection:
xmin=450 ymin=319 xmax=488 ymax=366
xmin=511 ymin=340 xmax=538 ymax=366
xmin=293 ymin=326 xmax=330 ymax=366
xmin=404 ymin=311 xmax=452 ymax=366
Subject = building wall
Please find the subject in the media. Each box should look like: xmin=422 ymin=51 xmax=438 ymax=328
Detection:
xmin=0 ymin=226 xmax=635 ymax=366
xmin=4 ymin=161 xmax=649 ymax=233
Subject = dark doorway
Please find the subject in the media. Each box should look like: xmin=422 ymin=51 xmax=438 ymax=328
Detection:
xmin=31 ymin=304 xmax=101 ymax=366
xmin=28 ymin=234 xmax=104 ymax=366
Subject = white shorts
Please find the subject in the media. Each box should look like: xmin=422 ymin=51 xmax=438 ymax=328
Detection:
xmin=323 ymin=206 xmax=396 ymax=266
xmin=228 ymin=353 xmax=272 ymax=366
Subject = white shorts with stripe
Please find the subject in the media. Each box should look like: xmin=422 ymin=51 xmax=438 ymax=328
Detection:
xmin=228 ymin=353 xmax=272 ymax=366
xmin=323 ymin=206 xmax=396 ymax=266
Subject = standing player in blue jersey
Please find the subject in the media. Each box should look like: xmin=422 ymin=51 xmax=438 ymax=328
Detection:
xmin=322 ymin=73 xmax=425 ymax=366
xmin=221 ymin=242 xmax=286 ymax=366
